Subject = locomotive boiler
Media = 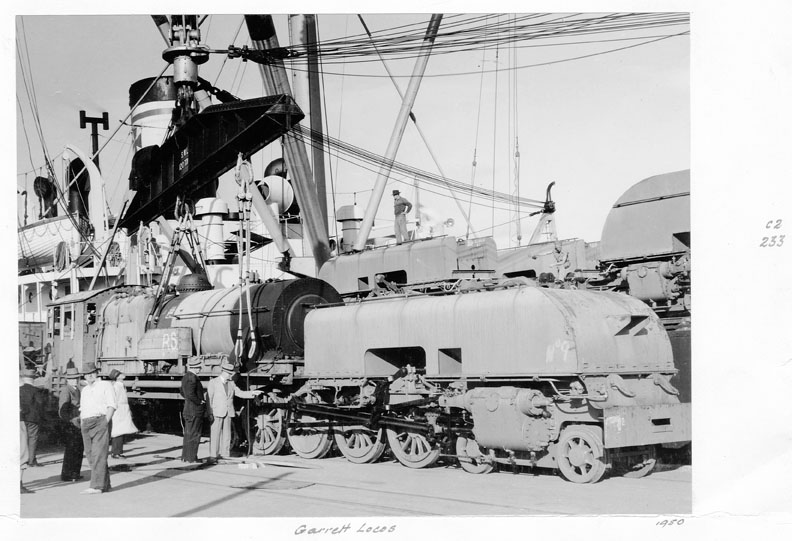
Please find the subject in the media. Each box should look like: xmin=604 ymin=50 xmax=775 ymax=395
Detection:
xmin=93 ymin=276 xmax=342 ymax=383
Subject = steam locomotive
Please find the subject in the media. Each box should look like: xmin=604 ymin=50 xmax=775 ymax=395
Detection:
xmin=46 ymin=269 xmax=690 ymax=483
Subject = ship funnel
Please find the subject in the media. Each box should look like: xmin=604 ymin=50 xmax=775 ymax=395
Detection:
xmin=129 ymin=77 xmax=177 ymax=149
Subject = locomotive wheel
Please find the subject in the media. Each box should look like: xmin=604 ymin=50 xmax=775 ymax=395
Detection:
xmin=252 ymin=397 xmax=287 ymax=455
xmin=386 ymin=427 xmax=441 ymax=469
xmin=334 ymin=424 xmax=386 ymax=464
xmin=286 ymin=412 xmax=333 ymax=459
xmin=556 ymin=425 xmax=608 ymax=484
xmin=456 ymin=436 xmax=494 ymax=474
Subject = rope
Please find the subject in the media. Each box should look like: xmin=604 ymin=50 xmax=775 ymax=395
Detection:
xmin=490 ymin=15 xmax=501 ymax=235
xmin=466 ymin=26 xmax=488 ymax=240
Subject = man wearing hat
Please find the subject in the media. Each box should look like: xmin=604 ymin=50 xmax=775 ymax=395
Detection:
xmin=180 ymin=357 xmax=206 ymax=464
xmin=19 ymin=367 xmax=46 ymax=467
xmin=392 ymin=189 xmax=412 ymax=244
xmin=58 ymin=366 xmax=84 ymax=482
xmin=206 ymin=361 xmax=263 ymax=461
xmin=78 ymin=362 xmax=116 ymax=494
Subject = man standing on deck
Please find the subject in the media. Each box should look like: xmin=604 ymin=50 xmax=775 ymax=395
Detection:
xmin=392 ymin=189 xmax=412 ymax=244
xmin=180 ymin=356 xmax=206 ymax=464
xmin=79 ymin=363 xmax=116 ymax=494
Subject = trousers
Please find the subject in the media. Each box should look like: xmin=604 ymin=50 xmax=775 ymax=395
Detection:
xmin=20 ymin=422 xmax=29 ymax=467
xmin=61 ymin=424 xmax=84 ymax=480
xmin=394 ymin=214 xmax=408 ymax=244
xmin=181 ymin=413 xmax=203 ymax=462
xmin=81 ymin=416 xmax=111 ymax=491
xmin=210 ymin=415 xmax=232 ymax=458
xmin=24 ymin=421 xmax=40 ymax=463
xmin=111 ymin=435 xmax=125 ymax=455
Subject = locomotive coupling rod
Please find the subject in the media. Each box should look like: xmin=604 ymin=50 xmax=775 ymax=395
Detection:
xmin=292 ymin=403 xmax=374 ymax=424
xmin=288 ymin=401 xmax=432 ymax=434
xmin=375 ymin=416 xmax=433 ymax=434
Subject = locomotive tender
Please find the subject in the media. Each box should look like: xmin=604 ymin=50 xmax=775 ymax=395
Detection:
xmin=47 ymin=271 xmax=689 ymax=483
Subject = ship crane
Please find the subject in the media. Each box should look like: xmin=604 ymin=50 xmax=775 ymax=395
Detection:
xmin=159 ymin=15 xmax=209 ymax=128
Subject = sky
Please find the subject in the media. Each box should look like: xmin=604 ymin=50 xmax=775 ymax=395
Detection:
xmin=13 ymin=12 xmax=689 ymax=248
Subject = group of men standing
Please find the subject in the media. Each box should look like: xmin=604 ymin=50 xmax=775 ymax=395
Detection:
xmin=20 ymin=355 xmax=262 ymax=494
xmin=180 ymin=358 xmax=262 ymax=464
xmin=20 ymin=362 xmax=138 ymax=495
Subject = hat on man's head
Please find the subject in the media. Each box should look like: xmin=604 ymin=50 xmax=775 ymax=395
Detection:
xmin=108 ymin=369 xmax=122 ymax=381
xmin=20 ymin=368 xmax=36 ymax=379
xmin=64 ymin=367 xmax=80 ymax=380
xmin=221 ymin=361 xmax=236 ymax=374
xmin=80 ymin=362 xmax=99 ymax=375
xmin=188 ymin=356 xmax=202 ymax=368
xmin=392 ymin=189 xmax=400 ymax=196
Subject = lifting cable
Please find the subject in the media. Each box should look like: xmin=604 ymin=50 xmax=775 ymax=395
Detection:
xmin=234 ymin=154 xmax=257 ymax=361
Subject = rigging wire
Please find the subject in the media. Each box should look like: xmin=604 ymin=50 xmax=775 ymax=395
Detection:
xmin=277 ymin=12 xmax=689 ymax=67
xmin=212 ymin=17 xmax=246 ymax=88
xmin=466 ymin=33 xmax=488 ymax=241
xmin=292 ymin=124 xmax=544 ymax=211
xmin=510 ymin=13 xmax=522 ymax=247
xmin=16 ymin=96 xmax=38 ymax=178
xmin=490 ymin=15 xmax=501 ymax=235
xmin=286 ymin=29 xmax=689 ymax=78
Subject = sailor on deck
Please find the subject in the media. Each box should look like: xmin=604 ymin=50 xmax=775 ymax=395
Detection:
xmin=392 ymin=189 xmax=412 ymax=244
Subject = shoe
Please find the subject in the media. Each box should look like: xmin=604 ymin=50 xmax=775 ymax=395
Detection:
xmin=80 ymin=488 xmax=103 ymax=495
xmin=61 ymin=475 xmax=83 ymax=482
xmin=110 ymin=454 xmax=120 ymax=459
xmin=28 ymin=461 xmax=42 ymax=467
xmin=21 ymin=486 xmax=34 ymax=494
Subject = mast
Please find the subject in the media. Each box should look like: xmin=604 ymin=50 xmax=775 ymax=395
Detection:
xmin=245 ymin=15 xmax=332 ymax=270
xmin=289 ymin=15 xmax=328 ymax=229
xmin=353 ymin=14 xmax=443 ymax=252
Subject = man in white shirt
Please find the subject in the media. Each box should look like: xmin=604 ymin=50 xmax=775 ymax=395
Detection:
xmin=79 ymin=362 xmax=116 ymax=494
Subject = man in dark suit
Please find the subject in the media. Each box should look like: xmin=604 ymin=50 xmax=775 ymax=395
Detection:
xmin=180 ymin=357 xmax=205 ymax=464
xmin=19 ymin=368 xmax=46 ymax=467
xmin=59 ymin=367 xmax=84 ymax=481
